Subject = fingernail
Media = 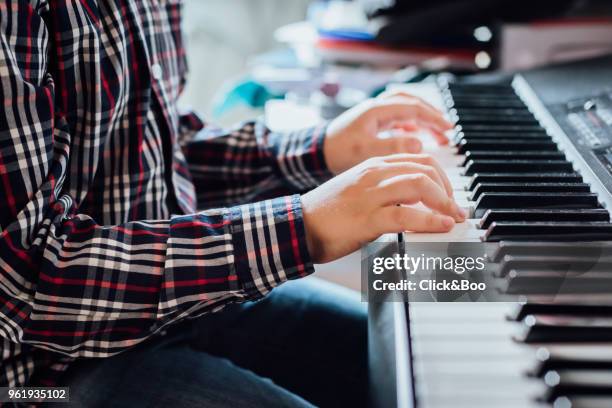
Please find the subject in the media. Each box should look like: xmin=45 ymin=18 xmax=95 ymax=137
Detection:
xmin=455 ymin=204 xmax=467 ymax=220
xmin=441 ymin=216 xmax=454 ymax=229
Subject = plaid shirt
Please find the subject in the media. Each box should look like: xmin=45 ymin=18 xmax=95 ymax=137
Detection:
xmin=0 ymin=0 xmax=331 ymax=388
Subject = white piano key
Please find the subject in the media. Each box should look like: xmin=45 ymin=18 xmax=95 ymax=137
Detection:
xmin=409 ymin=302 xmax=515 ymax=320
xmin=420 ymin=394 xmax=547 ymax=408
xmin=403 ymin=219 xmax=484 ymax=242
xmin=413 ymin=339 xmax=530 ymax=357
xmin=410 ymin=321 xmax=517 ymax=338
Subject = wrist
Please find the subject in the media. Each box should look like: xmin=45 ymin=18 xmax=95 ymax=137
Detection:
xmin=300 ymin=191 xmax=321 ymax=263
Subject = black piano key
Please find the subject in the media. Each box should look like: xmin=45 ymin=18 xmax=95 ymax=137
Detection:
xmin=479 ymin=209 xmax=608 ymax=229
xmin=468 ymin=173 xmax=583 ymax=191
xmin=447 ymin=92 xmax=523 ymax=100
xmin=542 ymin=369 xmax=612 ymax=402
xmin=452 ymin=114 xmax=541 ymax=125
xmin=457 ymin=124 xmax=544 ymax=133
xmin=445 ymin=98 xmax=527 ymax=109
xmin=552 ymin=395 xmax=612 ymax=408
xmin=497 ymin=255 xmax=612 ymax=277
xmin=491 ymin=241 xmax=612 ymax=263
xmin=450 ymin=108 xmax=532 ymax=117
xmin=518 ymin=315 xmax=612 ymax=343
xmin=450 ymin=92 xmax=525 ymax=103
xmin=510 ymin=302 xmax=612 ymax=322
xmin=483 ymin=222 xmax=612 ymax=242
xmin=461 ymin=151 xmax=565 ymax=166
xmin=528 ymin=294 xmax=612 ymax=304
xmin=472 ymin=183 xmax=590 ymax=202
xmin=474 ymin=193 xmax=600 ymax=219
xmin=447 ymin=83 xmax=516 ymax=94
xmin=458 ymin=139 xmax=558 ymax=154
xmin=503 ymin=271 xmax=612 ymax=295
xmin=532 ymin=347 xmax=612 ymax=378
xmin=464 ymin=160 xmax=574 ymax=175
xmin=454 ymin=132 xmax=551 ymax=143
xmin=457 ymin=136 xmax=554 ymax=146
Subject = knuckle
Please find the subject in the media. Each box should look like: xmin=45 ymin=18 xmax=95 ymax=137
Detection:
xmin=358 ymin=163 xmax=383 ymax=182
xmin=424 ymin=212 xmax=436 ymax=228
xmin=421 ymin=154 xmax=434 ymax=164
xmin=412 ymin=173 xmax=428 ymax=187
xmin=424 ymin=166 xmax=438 ymax=179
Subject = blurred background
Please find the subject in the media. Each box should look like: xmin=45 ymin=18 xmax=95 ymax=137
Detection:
xmin=179 ymin=0 xmax=612 ymax=129
xmin=179 ymin=0 xmax=311 ymax=124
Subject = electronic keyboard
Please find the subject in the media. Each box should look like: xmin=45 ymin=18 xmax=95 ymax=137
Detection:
xmin=369 ymin=55 xmax=612 ymax=408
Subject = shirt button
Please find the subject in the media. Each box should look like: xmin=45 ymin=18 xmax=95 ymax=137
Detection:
xmin=151 ymin=63 xmax=163 ymax=80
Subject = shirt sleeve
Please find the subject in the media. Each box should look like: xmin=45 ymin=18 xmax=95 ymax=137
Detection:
xmin=180 ymin=118 xmax=334 ymax=208
xmin=0 ymin=1 xmax=313 ymax=358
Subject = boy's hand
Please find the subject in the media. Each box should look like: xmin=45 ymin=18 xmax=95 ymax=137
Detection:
xmin=301 ymin=154 xmax=466 ymax=263
xmin=324 ymin=91 xmax=453 ymax=174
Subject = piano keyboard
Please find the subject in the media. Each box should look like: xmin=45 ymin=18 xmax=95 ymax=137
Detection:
xmin=396 ymin=79 xmax=612 ymax=408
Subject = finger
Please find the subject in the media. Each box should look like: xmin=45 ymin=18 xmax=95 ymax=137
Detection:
xmin=378 ymin=174 xmax=465 ymax=221
xmin=377 ymin=90 xmax=443 ymax=119
xmin=369 ymin=100 xmax=453 ymax=137
xmin=375 ymin=205 xmax=455 ymax=234
xmin=375 ymin=132 xmax=423 ymax=155
xmin=370 ymin=162 xmax=448 ymax=197
xmin=377 ymin=91 xmax=453 ymax=132
xmin=382 ymin=154 xmax=454 ymax=198
xmin=392 ymin=121 xmax=419 ymax=132
xmin=413 ymin=120 xmax=451 ymax=145
xmin=384 ymin=117 xmax=449 ymax=145
xmin=379 ymin=119 xmax=419 ymax=132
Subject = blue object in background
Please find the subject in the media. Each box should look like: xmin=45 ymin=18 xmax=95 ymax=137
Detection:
xmin=317 ymin=28 xmax=375 ymax=42
xmin=212 ymin=78 xmax=284 ymax=119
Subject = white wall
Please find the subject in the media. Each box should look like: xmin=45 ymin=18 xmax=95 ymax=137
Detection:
xmin=179 ymin=0 xmax=311 ymax=120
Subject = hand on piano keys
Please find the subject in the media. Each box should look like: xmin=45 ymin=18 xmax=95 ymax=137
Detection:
xmin=301 ymin=153 xmax=467 ymax=263
xmin=302 ymin=87 xmax=487 ymax=264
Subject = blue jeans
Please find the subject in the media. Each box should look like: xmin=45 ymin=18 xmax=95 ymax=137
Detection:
xmin=59 ymin=278 xmax=367 ymax=408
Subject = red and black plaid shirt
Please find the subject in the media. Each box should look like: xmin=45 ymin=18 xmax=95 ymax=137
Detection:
xmin=0 ymin=0 xmax=331 ymax=387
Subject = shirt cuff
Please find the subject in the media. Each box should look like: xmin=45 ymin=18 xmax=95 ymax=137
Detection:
xmin=269 ymin=123 xmax=334 ymax=191
xmin=229 ymin=195 xmax=315 ymax=300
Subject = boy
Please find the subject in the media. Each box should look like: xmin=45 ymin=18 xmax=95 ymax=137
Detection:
xmin=0 ymin=1 xmax=464 ymax=406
